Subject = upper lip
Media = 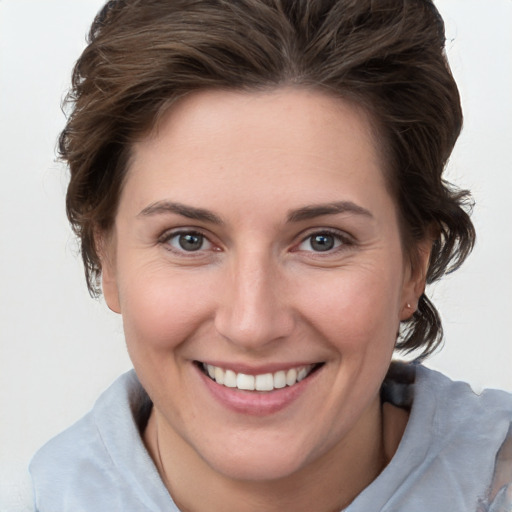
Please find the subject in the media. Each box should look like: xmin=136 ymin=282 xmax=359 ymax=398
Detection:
xmin=195 ymin=360 xmax=323 ymax=375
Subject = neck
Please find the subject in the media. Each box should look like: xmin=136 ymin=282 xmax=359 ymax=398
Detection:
xmin=144 ymin=395 xmax=390 ymax=512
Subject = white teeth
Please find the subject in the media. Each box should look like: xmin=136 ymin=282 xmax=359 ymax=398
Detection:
xmin=237 ymin=373 xmax=255 ymax=391
xmin=255 ymin=373 xmax=274 ymax=391
xmin=286 ymin=368 xmax=297 ymax=386
xmin=224 ymin=370 xmax=237 ymax=388
xmin=273 ymin=371 xmax=287 ymax=389
xmin=214 ymin=366 xmax=224 ymax=385
xmin=202 ymin=363 xmax=318 ymax=392
xmin=297 ymin=367 xmax=308 ymax=382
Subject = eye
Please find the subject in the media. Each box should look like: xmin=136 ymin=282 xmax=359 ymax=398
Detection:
xmin=296 ymin=231 xmax=346 ymax=252
xmin=163 ymin=230 xmax=213 ymax=252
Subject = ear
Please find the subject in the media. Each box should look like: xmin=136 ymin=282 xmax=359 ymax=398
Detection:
xmin=399 ymin=237 xmax=432 ymax=321
xmin=96 ymin=229 xmax=121 ymax=314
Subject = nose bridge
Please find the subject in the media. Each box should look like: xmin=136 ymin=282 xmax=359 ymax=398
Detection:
xmin=215 ymin=247 xmax=293 ymax=349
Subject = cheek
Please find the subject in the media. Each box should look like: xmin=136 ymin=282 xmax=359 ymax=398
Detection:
xmin=118 ymin=265 xmax=215 ymax=353
xmin=296 ymin=265 xmax=403 ymax=353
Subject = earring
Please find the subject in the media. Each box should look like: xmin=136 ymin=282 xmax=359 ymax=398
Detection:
xmin=406 ymin=303 xmax=412 ymax=309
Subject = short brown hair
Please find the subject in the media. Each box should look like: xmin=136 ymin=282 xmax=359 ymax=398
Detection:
xmin=61 ymin=0 xmax=475 ymax=359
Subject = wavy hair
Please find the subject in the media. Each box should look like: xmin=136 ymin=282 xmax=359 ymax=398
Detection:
xmin=61 ymin=0 xmax=475 ymax=359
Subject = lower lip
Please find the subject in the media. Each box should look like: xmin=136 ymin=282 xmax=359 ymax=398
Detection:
xmin=196 ymin=365 xmax=321 ymax=416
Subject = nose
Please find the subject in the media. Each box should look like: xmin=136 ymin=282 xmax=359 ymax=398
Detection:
xmin=214 ymin=250 xmax=295 ymax=351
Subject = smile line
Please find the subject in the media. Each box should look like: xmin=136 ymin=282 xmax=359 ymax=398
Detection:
xmin=197 ymin=362 xmax=324 ymax=392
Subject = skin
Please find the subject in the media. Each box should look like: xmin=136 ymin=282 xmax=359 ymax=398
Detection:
xmin=101 ymin=88 xmax=429 ymax=511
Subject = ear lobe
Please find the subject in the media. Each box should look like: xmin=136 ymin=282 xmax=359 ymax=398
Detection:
xmin=96 ymin=231 xmax=121 ymax=314
xmin=102 ymin=262 xmax=121 ymax=314
xmin=400 ymin=237 xmax=432 ymax=321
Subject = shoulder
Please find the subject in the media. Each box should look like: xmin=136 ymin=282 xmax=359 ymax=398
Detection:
xmin=29 ymin=371 xmax=172 ymax=511
xmin=383 ymin=362 xmax=512 ymax=440
xmin=350 ymin=363 xmax=512 ymax=512
xmin=411 ymin=365 xmax=512 ymax=510
xmin=409 ymin=365 xmax=512 ymax=475
xmin=415 ymin=366 xmax=512 ymax=511
xmin=415 ymin=364 xmax=512 ymax=432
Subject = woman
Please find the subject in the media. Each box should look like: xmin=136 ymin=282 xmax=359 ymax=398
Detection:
xmin=29 ymin=0 xmax=512 ymax=511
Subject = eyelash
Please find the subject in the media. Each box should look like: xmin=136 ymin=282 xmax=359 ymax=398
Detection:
xmin=159 ymin=227 xmax=354 ymax=257
xmin=294 ymin=229 xmax=354 ymax=255
xmin=158 ymin=229 xmax=216 ymax=255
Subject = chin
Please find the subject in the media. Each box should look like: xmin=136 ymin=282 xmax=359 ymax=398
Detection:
xmin=210 ymin=454 xmax=306 ymax=482
xmin=197 ymin=433 xmax=320 ymax=483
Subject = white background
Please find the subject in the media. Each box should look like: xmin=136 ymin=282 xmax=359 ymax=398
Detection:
xmin=1 ymin=1 xmax=511 ymax=510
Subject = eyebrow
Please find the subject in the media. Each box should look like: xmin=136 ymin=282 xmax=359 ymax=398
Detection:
xmin=138 ymin=201 xmax=223 ymax=224
xmin=138 ymin=200 xmax=372 ymax=225
xmin=287 ymin=201 xmax=373 ymax=223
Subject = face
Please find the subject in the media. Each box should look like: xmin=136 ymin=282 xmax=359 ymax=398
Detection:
xmin=102 ymin=88 xmax=425 ymax=482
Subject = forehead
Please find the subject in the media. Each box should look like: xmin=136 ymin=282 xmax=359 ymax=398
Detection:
xmin=124 ymin=88 xmax=391 ymax=217
xmin=144 ymin=87 xmax=379 ymax=153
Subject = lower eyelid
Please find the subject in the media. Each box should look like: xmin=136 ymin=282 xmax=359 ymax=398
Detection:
xmin=159 ymin=230 xmax=213 ymax=252
xmin=295 ymin=231 xmax=352 ymax=251
xmin=157 ymin=229 xmax=353 ymax=255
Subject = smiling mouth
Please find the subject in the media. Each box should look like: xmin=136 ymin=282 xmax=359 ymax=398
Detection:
xmin=196 ymin=362 xmax=324 ymax=392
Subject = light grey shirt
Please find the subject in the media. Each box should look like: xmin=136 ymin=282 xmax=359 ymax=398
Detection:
xmin=30 ymin=365 xmax=512 ymax=511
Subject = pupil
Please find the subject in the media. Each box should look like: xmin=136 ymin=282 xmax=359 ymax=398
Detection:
xmin=179 ymin=233 xmax=203 ymax=251
xmin=311 ymin=234 xmax=334 ymax=251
